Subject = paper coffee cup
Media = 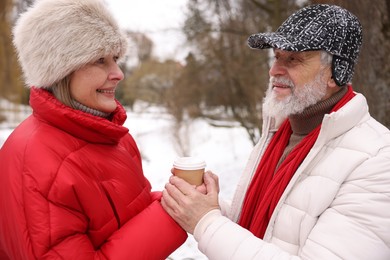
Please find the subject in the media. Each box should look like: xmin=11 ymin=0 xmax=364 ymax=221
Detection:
xmin=173 ymin=157 xmax=206 ymax=186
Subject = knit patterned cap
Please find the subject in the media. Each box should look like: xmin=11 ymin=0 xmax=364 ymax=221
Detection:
xmin=13 ymin=0 xmax=128 ymax=88
xmin=248 ymin=4 xmax=362 ymax=86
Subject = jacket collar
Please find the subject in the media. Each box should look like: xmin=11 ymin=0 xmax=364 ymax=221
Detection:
xmin=29 ymin=88 xmax=129 ymax=144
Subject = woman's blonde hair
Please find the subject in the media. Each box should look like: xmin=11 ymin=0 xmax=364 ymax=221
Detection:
xmin=50 ymin=76 xmax=75 ymax=108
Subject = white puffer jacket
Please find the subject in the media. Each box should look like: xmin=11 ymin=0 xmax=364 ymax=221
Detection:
xmin=194 ymin=93 xmax=390 ymax=259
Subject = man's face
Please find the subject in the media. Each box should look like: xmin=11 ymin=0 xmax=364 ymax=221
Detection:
xmin=262 ymin=49 xmax=332 ymax=118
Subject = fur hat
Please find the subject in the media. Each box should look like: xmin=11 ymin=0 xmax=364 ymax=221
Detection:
xmin=13 ymin=0 xmax=128 ymax=88
xmin=248 ymin=4 xmax=362 ymax=86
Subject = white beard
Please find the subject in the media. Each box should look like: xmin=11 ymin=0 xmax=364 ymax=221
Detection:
xmin=262 ymin=71 xmax=328 ymax=118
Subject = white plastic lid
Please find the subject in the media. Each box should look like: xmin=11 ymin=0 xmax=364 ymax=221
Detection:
xmin=173 ymin=156 xmax=206 ymax=170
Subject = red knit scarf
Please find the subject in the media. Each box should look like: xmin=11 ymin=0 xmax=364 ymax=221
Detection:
xmin=238 ymin=85 xmax=355 ymax=238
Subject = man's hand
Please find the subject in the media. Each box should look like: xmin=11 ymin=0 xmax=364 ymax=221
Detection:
xmin=161 ymin=171 xmax=220 ymax=234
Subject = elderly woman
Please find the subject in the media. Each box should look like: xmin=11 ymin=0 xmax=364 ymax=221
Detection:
xmin=0 ymin=0 xmax=187 ymax=259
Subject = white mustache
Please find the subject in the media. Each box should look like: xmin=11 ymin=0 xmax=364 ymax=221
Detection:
xmin=270 ymin=76 xmax=294 ymax=87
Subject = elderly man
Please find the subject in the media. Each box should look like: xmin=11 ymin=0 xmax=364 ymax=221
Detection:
xmin=162 ymin=4 xmax=390 ymax=260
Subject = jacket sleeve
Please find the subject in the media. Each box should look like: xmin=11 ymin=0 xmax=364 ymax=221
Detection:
xmin=193 ymin=210 xmax=300 ymax=260
xmin=36 ymin=200 xmax=187 ymax=260
xmin=100 ymin=200 xmax=187 ymax=259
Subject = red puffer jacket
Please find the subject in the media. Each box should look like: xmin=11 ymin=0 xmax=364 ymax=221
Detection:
xmin=0 ymin=88 xmax=187 ymax=259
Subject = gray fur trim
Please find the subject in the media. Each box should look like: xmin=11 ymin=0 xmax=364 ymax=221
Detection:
xmin=13 ymin=0 xmax=129 ymax=88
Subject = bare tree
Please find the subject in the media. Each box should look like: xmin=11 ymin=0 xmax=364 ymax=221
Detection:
xmin=127 ymin=32 xmax=154 ymax=62
xmin=121 ymin=58 xmax=182 ymax=108
xmin=0 ymin=0 xmax=27 ymax=113
xmin=171 ymin=0 xmax=299 ymax=144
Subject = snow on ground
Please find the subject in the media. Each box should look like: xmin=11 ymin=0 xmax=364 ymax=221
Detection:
xmin=0 ymin=101 xmax=253 ymax=259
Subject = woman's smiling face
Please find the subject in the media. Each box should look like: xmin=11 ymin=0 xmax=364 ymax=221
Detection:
xmin=69 ymin=54 xmax=124 ymax=113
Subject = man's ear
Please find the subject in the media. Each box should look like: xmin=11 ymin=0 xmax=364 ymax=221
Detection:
xmin=328 ymin=76 xmax=338 ymax=89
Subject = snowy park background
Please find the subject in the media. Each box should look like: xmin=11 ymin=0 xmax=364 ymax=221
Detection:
xmin=0 ymin=1 xmax=255 ymax=258
xmin=0 ymin=99 xmax=254 ymax=259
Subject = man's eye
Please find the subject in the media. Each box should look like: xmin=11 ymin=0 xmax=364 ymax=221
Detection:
xmin=113 ymin=56 xmax=119 ymax=63
xmin=288 ymin=57 xmax=296 ymax=61
xmin=96 ymin=58 xmax=105 ymax=64
xmin=288 ymin=56 xmax=303 ymax=63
